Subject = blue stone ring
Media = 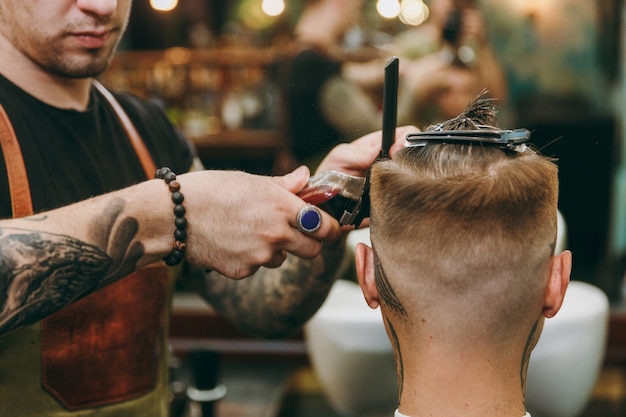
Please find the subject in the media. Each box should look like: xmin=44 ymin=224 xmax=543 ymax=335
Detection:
xmin=297 ymin=204 xmax=322 ymax=233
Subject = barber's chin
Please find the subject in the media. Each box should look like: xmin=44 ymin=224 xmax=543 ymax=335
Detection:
xmin=52 ymin=57 xmax=111 ymax=79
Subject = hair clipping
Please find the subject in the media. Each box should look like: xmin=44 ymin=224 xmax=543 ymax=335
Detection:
xmin=405 ymin=128 xmax=531 ymax=150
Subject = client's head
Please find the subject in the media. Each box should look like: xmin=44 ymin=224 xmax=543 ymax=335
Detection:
xmin=355 ymin=95 xmax=571 ymax=414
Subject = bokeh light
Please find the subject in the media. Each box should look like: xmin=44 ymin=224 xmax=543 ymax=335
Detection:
xmin=399 ymin=0 xmax=429 ymax=26
xmin=149 ymin=0 xmax=178 ymax=12
xmin=261 ymin=0 xmax=285 ymax=17
xmin=376 ymin=0 xmax=401 ymax=19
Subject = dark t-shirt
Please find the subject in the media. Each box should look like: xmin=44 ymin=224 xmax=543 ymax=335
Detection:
xmin=0 ymin=73 xmax=195 ymax=218
xmin=283 ymin=47 xmax=344 ymax=165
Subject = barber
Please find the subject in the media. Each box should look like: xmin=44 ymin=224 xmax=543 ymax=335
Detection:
xmin=0 ymin=0 xmax=412 ymax=416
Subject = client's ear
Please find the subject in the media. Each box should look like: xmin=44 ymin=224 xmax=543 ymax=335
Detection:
xmin=355 ymin=242 xmax=380 ymax=309
xmin=543 ymin=250 xmax=572 ymax=318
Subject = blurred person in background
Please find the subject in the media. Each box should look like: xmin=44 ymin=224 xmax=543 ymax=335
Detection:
xmin=393 ymin=0 xmax=508 ymax=126
xmin=280 ymin=0 xmax=432 ymax=170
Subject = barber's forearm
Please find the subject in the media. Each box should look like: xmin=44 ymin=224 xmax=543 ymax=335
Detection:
xmin=187 ymin=237 xmax=348 ymax=339
xmin=0 ymin=180 xmax=174 ymax=336
xmin=2 ymin=179 xmax=174 ymax=267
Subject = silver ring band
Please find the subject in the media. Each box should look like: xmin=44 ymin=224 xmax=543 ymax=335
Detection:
xmin=297 ymin=204 xmax=322 ymax=233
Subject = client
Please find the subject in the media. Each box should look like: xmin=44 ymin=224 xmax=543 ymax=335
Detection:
xmin=355 ymin=96 xmax=572 ymax=417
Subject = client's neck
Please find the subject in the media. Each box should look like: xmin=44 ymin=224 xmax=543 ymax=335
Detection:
xmin=396 ymin=346 xmax=527 ymax=417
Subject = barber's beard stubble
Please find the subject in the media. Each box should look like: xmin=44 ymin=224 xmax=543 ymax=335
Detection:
xmin=44 ymin=46 xmax=114 ymax=79
xmin=36 ymin=25 xmax=123 ymax=79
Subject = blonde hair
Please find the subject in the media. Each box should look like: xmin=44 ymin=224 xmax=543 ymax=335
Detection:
xmin=369 ymin=97 xmax=559 ymax=344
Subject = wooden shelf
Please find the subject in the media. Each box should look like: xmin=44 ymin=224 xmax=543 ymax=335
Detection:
xmin=191 ymin=129 xmax=284 ymax=149
xmin=101 ymin=47 xmax=290 ymax=174
xmin=110 ymin=47 xmax=279 ymax=68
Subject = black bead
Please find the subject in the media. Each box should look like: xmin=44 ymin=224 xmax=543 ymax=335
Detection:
xmin=164 ymin=249 xmax=185 ymax=266
xmin=174 ymin=217 xmax=187 ymax=229
xmin=164 ymin=172 xmax=177 ymax=183
xmin=155 ymin=167 xmax=171 ymax=179
xmin=172 ymin=191 xmax=184 ymax=204
xmin=173 ymin=204 xmax=186 ymax=217
xmin=174 ymin=228 xmax=187 ymax=241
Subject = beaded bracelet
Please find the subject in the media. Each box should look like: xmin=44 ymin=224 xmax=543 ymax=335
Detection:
xmin=155 ymin=167 xmax=187 ymax=266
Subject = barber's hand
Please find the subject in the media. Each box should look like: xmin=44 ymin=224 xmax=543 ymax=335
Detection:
xmin=176 ymin=167 xmax=341 ymax=279
xmin=314 ymin=126 xmax=418 ymax=229
xmin=316 ymin=125 xmax=419 ymax=177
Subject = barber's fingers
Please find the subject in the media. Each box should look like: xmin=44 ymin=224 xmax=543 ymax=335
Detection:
xmin=345 ymin=125 xmax=419 ymax=160
xmin=273 ymin=164 xmax=311 ymax=193
xmin=264 ymin=250 xmax=288 ymax=269
xmin=272 ymin=169 xmax=339 ymax=237
xmin=390 ymin=125 xmax=419 ymax=156
xmin=271 ymin=169 xmax=343 ymax=250
xmin=295 ymin=204 xmax=341 ymax=240
xmin=282 ymin=205 xmax=340 ymax=257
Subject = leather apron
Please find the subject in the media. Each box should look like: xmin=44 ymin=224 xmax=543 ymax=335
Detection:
xmin=0 ymin=82 xmax=171 ymax=411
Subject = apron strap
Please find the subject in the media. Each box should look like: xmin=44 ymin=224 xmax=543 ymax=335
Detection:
xmin=0 ymin=102 xmax=34 ymax=217
xmin=92 ymin=80 xmax=157 ymax=179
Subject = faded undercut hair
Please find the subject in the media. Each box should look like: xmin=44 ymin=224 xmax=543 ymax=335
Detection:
xmin=369 ymin=95 xmax=559 ymax=340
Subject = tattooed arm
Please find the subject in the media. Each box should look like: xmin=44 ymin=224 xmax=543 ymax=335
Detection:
xmin=0 ymin=182 xmax=175 ymax=337
xmin=0 ymin=169 xmax=342 ymax=337
xmin=181 ymin=235 xmax=349 ymax=339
